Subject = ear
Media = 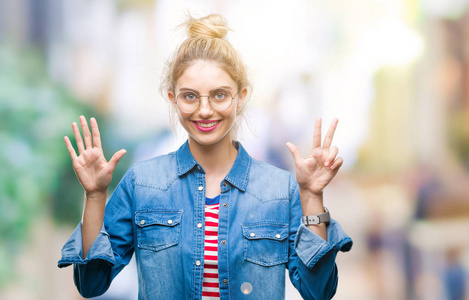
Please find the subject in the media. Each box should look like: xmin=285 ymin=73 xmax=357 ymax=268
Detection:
xmin=168 ymin=91 xmax=177 ymax=107
xmin=237 ymin=87 xmax=248 ymax=110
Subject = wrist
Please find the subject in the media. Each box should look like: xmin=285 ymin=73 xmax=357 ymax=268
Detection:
xmin=85 ymin=190 xmax=107 ymax=202
xmin=299 ymin=186 xmax=323 ymax=199
xmin=82 ymin=190 xmax=106 ymax=223
xmin=299 ymin=188 xmax=324 ymax=215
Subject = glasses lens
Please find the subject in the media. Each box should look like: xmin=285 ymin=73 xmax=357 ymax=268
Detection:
xmin=209 ymin=89 xmax=233 ymax=111
xmin=177 ymin=92 xmax=199 ymax=113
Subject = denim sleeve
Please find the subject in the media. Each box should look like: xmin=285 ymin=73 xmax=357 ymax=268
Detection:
xmin=57 ymin=167 xmax=135 ymax=298
xmin=287 ymin=177 xmax=353 ymax=300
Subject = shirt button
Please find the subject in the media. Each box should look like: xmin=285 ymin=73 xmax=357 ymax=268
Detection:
xmin=275 ymin=234 xmax=281 ymax=239
xmin=167 ymin=220 xmax=173 ymax=225
xmin=198 ymin=186 xmax=204 ymax=191
xmin=222 ymin=279 xmax=228 ymax=285
xmin=221 ymin=240 xmax=226 ymax=245
xmin=197 ymin=165 xmax=201 ymax=170
xmin=223 ymin=181 xmax=227 ymax=187
xmin=223 ymin=203 xmax=228 ymax=207
xmin=195 ymin=260 xmax=201 ymax=266
xmin=197 ymin=223 xmax=203 ymax=228
xmin=250 ymin=233 xmax=255 ymax=237
xmin=140 ymin=220 xmax=145 ymax=225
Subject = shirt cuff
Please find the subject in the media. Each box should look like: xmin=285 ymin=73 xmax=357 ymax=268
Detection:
xmin=57 ymin=223 xmax=117 ymax=268
xmin=294 ymin=219 xmax=353 ymax=269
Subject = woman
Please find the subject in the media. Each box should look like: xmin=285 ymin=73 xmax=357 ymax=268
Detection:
xmin=58 ymin=14 xmax=352 ymax=300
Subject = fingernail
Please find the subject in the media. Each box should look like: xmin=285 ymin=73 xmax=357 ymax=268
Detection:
xmin=325 ymin=161 xmax=330 ymax=167
xmin=330 ymin=165 xmax=334 ymax=169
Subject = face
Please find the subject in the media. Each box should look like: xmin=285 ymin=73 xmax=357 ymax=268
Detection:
xmin=168 ymin=60 xmax=247 ymax=148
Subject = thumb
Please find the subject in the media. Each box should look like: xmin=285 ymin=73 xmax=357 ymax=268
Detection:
xmin=286 ymin=142 xmax=302 ymax=164
xmin=108 ymin=149 xmax=127 ymax=170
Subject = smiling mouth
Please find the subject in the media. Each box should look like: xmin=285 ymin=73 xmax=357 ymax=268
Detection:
xmin=196 ymin=121 xmax=219 ymax=128
xmin=192 ymin=120 xmax=221 ymax=132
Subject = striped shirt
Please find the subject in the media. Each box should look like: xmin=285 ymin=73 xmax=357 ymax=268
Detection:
xmin=202 ymin=195 xmax=220 ymax=299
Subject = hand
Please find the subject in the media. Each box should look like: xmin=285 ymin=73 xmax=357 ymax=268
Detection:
xmin=64 ymin=116 xmax=126 ymax=196
xmin=286 ymin=118 xmax=343 ymax=196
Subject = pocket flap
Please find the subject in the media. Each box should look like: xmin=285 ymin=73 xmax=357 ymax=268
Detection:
xmin=242 ymin=223 xmax=288 ymax=241
xmin=135 ymin=210 xmax=182 ymax=227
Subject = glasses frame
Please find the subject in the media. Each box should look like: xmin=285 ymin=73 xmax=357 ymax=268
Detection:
xmin=175 ymin=89 xmax=239 ymax=114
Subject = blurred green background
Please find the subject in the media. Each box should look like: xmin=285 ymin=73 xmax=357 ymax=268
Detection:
xmin=1 ymin=0 xmax=469 ymax=299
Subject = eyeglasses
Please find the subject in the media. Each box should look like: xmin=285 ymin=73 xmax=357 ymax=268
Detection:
xmin=175 ymin=88 xmax=238 ymax=113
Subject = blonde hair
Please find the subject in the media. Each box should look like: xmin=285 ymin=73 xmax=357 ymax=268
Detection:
xmin=160 ymin=14 xmax=251 ymax=139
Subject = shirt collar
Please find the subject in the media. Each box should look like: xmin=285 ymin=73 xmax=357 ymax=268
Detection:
xmin=224 ymin=141 xmax=251 ymax=192
xmin=175 ymin=140 xmax=251 ymax=192
xmin=176 ymin=140 xmax=198 ymax=176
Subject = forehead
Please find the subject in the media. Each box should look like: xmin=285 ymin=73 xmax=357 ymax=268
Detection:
xmin=176 ymin=60 xmax=235 ymax=91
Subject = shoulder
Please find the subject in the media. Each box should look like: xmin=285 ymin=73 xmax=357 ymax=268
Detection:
xmin=246 ymin=157 xmax=297 ymax=200
xmin=133 ymin=151 xmax=177 ymax=173
xmin=131 ymin=151 xmax=178 ymax=190
xmin=249 ymin=158 xmax=293 ymax=181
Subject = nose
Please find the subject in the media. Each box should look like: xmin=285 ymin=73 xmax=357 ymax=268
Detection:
xmin=197 ymin=96 xmax=213 ymax=118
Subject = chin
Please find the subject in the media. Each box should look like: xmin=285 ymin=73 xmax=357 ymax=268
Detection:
xmin=189 ymin=131 xmax=232 ymax=147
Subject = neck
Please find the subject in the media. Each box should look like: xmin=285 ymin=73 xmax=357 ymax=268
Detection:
xmin=188 ymin=136 xmax=238 ymax=176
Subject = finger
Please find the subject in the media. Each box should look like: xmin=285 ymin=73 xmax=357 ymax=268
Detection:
xmin=312 ymin=118 xmax=322 ymax=149
xmin=79 ymin=115 xmax=92 ymax=149
xmin=64 ymin=136 xmax=78 ymax=160
xmin=90 ymin=117 xmax=102 ymax=149
xmin=329 ymin=157 xmax=343 ymax=170
xmin=108 ymin=149 xmax=127 ymax=170
xmin=72 ymin=121 xmax=85 ymax=154
xmin=286 ymin=142 xmax=303 ymax=165
xmin=325 ymin=146 xmax=339 ymax=167
xmin=322 ymin=118 xmax=338 ymax=150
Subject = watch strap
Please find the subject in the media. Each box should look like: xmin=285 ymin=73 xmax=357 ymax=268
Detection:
xmin=302 ymin=207 xmax=330 ymax=225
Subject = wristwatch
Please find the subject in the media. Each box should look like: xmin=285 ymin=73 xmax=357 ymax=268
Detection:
xmin=301 ymin=207 xmax=330 ymax=225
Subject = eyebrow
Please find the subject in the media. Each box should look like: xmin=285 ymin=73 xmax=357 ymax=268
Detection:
xmin=178 ymin=86 xmax=233 ymax=93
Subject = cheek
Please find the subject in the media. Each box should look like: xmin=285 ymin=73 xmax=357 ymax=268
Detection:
xmin=225 ymin=108 xmax=237 ymax=120
xmin=176 ymin=111 xmax=189 ymax=126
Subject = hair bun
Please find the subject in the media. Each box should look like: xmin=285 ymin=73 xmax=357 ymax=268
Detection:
xmin=186 ymin=14 xmax=229 ymax=39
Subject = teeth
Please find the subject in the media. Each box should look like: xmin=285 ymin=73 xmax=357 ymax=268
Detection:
xmin=197 ymin=121 xmax=218 ymax=128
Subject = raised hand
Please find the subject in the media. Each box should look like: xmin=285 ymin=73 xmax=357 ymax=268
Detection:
xmin=286 ymin=118 xmax=343 ymax=196
xmin=64 ymin=116 xmax=126 ymax=196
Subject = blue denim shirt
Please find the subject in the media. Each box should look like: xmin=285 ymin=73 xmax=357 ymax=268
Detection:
xmin=58 ymin=141 xmax=352 ymax=300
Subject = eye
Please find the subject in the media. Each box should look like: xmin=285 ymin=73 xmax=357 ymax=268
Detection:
xmin=182 ymin=92 xmax=198 ymax=101
xmin=212 ymin=91 xmax=228 ymax=100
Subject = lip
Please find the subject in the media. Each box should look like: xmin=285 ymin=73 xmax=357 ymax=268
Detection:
xmin=191 ymin=120 xmax=221 ymax=132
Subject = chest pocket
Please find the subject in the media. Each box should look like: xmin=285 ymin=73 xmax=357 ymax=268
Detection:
xmin=242 ymin=222 xmax=289 ymax=266
xmin=135 ymin=210 xmax=182 ymax=251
